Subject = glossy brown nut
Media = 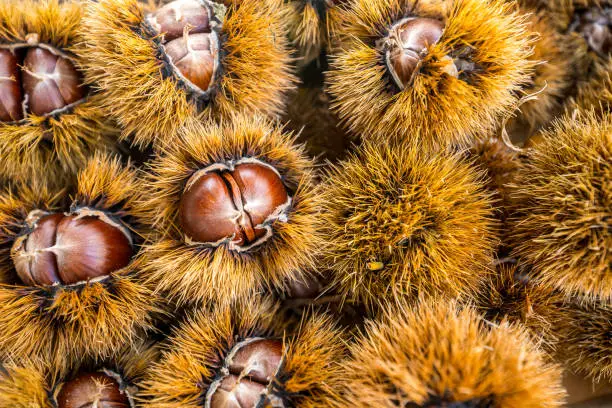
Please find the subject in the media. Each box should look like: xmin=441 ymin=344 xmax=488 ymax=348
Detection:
xmin=574 ymin=8 xmax=611 ymax=57
xmin=164 ymin=32 xmax=217 ymax=91
xmin=11 ymin=210 xmax=133 ymax=286
xmin=0 ymin=49 xmax=24 ymax=122
xmin=22 ymin=47 xmax=85 ymax=117
xmin=149 ymin=0 xmax=212 ymax=42
xmin=208 ymin=339 xmax=284 ymax=408
xmin=56 ymin=372 xmax=130 ymax=408
xmin=179 ymin=161 xmax=290 ymax=249
xmin=385 ymin=17 xmax=445 ymax=88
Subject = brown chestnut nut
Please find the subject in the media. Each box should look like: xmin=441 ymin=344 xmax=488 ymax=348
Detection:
xmin=164 ymin=32 xmax=219 ymax=92
xmin=0 ymin=49 xmax=24 ymax=122
xmin=571 ymin=7 xmax=611 ymax=57
xmin=22 ymin=46 xmax=85 ymax=117
xmin=148 ymin=0 xmax=213 ymax=42
xmin=11 ymin=208 xmax=133 ymax=286
xmin=206 ymin=338 xmax=283 ymax=408
xmin=55 ymin=371 xmax=131 ymax=408
xmin=383 ymin=17 xmax=448 ymax=89
xmin=179 ymin=160 xmax=292 ymax=250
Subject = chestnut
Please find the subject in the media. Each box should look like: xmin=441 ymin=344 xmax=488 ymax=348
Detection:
xmin=148 ymin=0 xmax=220 ymax=93
xmin=206 ymin=338 xmax=283 ymax=407
xmin=55 ymin=371 xmax=131 ymax=408
xmin=148 ymin=0 xmax=213 ymax=42
xmin=571 ymin=7 xmax=611 ymax=57
xmin=179 ymin=159 xmax=292 ymax=250
xmin=11 ymin=208 xmax=133 ymax=286
xmin=22 ymin=46 xmax=85 ymax=117
xmin=0 ymin=49 xmax=24 ymax=122
xmin=383 ymin=17 xmax=451 ymax=89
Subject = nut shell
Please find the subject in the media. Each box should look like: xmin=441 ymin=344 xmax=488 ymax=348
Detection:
xmin=11 ymin=209 xmax=133 ymax=286
xmin=179 ymin=161 xmax=290 ymax=249
xmin=22 ymin=47 xmax=85 ymax=117
xmin=148 ymin=0 xmax=212 ymax=42
xmin=164 ymin=32 xmax=217 ymax=92
xmin=56 ymin=372 xmax=130 ymax=408
xmin=0 ymin=49 xmax=23 ymax=122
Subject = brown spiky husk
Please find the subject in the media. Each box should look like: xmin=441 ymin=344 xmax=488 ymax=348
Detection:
xmin=80 ymin=0 xmax=296 ymax=148
xmin=139 ymin=298 xmax=345 ymax=407
xmin=466 ymin=136 xmax=523 ymax=224
xmin=0 ymin=0 xmax=117 ymax=184
xmin=140 ymin=115 xmax=323 ymax=307
xmin=570 ymin=56 xmax=612 ymax=116
xmin=507 ymin=11 xmax=572 ymax=135
xmin=319 ymin=140 xmax=497 ymax=312
xmin=0 ymin=154 xmax=161 ymax=367
xmin=333 ymin=299 xmax=566 ymax=408
xmin=555 ymin=300 xmax=612 ymax=382
xmin=283 ymin=83 xmax=355 ymax=163
xmin=0 ymin=339 xmax=159 ymax=408
xmin=326 ymin=0 xmax=534 ymax=148
xmin=286 ymin=0 xmax=344 ymax=66
xmin=473 ymin=262 xmax=565 ymax=353
xmin=508 ymin=111 xmax=612 ymax=305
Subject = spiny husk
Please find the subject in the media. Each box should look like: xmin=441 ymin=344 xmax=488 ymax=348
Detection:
xmin=326 ymin=0 xmax=534 ymax=148
xmin=0 ymin=0 xmax=118 ymax=184
xmin=319 ymin=140 xmax=497 ymax=312
xmin=80 ymin=0 xmax=296 ymax=148
xmin=473 ymin=262 xmax=565 ymax=353
xmin=507 ymin=10 xmax=572 ymax=136
xmin=333 ymin=299 xmax=566 ymax=408
xmin=570 ymin=56 xmax=612 ymax=116
xmin=554 ymin=300 xmax=612 ymax=382
xmin=139 ymin=298 xmax=345 ymax=408
xmin=283 ymin=82 xmax=355 ymax=163
xmin=286 ymin=0 xmax=345 ymax=66
xmin=140 ymin=115 xmax=324 ymax=307
xmin=0 ymin=154 xmax=161 ymax=367
xmin=0 ymin=339 xmax=159 ymax=408
xmin=466 ymin=136 xmax=524 ymax=225
xmin=508 ymin=110 xmax=612 ymax=305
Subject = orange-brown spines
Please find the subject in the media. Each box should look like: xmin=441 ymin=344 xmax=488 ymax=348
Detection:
xmin=508 ymin=110 xmax=612 ymax=305
xmin=0 ymin=154 xmax=160 ymax=366
xmin=81 ymin=0 xmax=295 ymax=148
xmin=140 ymin=115 xmax=323 ymax=307
xmin=319 ymin=141 xmax=497 ymax=311
xmin=0 ymin=0 xmax=117 ymax=184
xmin=140 ymin=299 xmax=345 ymax=408
xmin=326 ymin=0 xmax=534 ymax=148
xmin=333 ymin=300 xmax=566 ymax=408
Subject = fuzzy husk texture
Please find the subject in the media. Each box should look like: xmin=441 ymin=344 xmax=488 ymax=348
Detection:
xmin=0 ymin=339 xmax=159 ymax=408
xmin=319 ymin=140 xmax=497 ymax=312
xmin=0 ymin=0 xmax=117 ymax=184
xmin=508 ymin=110 xmax=612 ymax=305
xmin=0 ymin=154 xmax=160 ymax=367
xmin=333 ymin=299 xmax=566 ymax=408
xmin=139 ymin=298 xmax=345 ymax=407
xmin=326 ymin=0 xmax=534 ymax=148
xmin=140 ymin=115 xmax=323 ymax=307
xmin=81 ymin=0 xmax=296 ymax=148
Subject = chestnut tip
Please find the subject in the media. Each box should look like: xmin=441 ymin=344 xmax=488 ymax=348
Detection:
xmin=179 ymin=158 xmax=292 ymax=252
xmin=382 ymin=17 xmax=453 ymax=89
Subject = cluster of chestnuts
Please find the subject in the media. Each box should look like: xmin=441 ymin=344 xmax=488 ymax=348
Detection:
xmin=0 ymin=0 xmax=610 ymax=407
